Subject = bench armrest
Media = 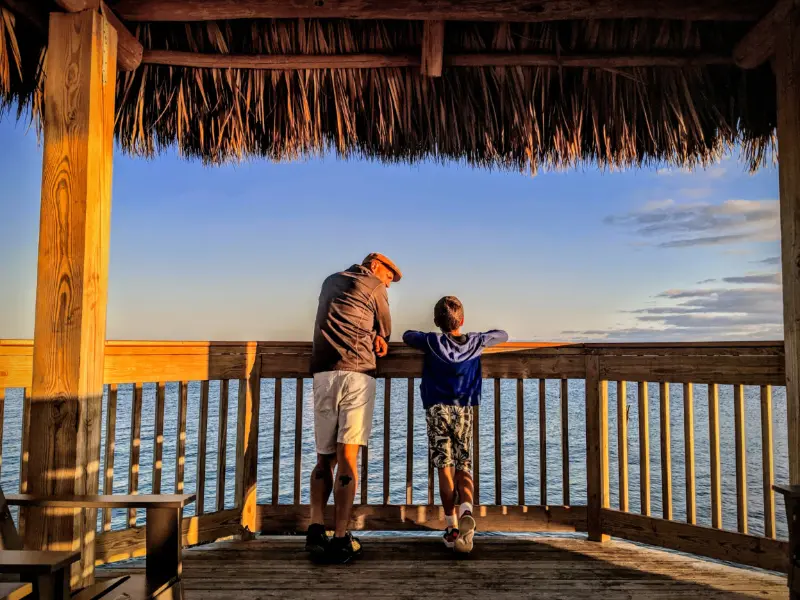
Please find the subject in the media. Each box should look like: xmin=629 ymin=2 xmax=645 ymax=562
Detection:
xmin=5 ymin=494 xmax=195 ymax=509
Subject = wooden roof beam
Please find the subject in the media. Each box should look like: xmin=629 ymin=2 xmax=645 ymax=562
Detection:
xmin=54 ymin=0 xmax=143 ymax=71
xmin=113 ymin=0 xmax=766 ymax=23
xmin=421 ymin=21 xmax=444 ymax=77
xmin=734 ymin=0 xmax=797 ymax=69
xmin=141 ymin=49 xmax=734 ymax=70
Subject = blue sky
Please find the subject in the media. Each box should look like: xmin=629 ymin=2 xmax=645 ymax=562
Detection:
xmin=0 ymin=116 xmax=781 ymax=342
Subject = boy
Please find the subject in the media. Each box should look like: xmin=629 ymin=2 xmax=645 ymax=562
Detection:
xmin=403 ymin=296 xmax=508 ymax=554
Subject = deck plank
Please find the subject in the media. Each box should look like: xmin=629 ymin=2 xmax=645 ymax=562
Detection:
xmin=97 ymin=536 xmax=786 ymax=599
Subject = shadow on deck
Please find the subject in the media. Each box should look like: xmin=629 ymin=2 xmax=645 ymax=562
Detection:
xmin=98 ymin=535 xmax=786 ymax=599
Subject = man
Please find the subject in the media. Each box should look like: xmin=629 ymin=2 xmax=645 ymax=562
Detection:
xmin=306 ymin=253 xmax=402 ymax=564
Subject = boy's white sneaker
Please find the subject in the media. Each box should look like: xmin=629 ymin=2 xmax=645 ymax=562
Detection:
xmin=454 ymin=512 xmax=476 ymax=554
xmin=443 ymin=526 xmax=459 ymax=549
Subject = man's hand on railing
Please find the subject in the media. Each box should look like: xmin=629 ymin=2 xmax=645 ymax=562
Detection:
xmin=374 ymin=336 xmax=388 ymax=358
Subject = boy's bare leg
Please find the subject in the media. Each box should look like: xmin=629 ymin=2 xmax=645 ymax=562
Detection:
xmin=310 ymin=453 xmax=337 ymax=526
xmin=334 ymin=443 xmax=360 ymax=537
xmin=438 ymin=467 xmax=457 ymax=515
xmin=455 ymin=470 xmax=475 ymax=509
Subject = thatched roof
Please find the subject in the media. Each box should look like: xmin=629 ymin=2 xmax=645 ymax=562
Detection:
xmin=0 ymin=4 xmax=778 ymax=171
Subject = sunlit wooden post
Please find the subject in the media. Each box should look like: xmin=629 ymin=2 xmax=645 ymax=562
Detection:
xmin=586 ymin=355 xmax=610 ymax=542
xmin=24 ymin=8 xmax=117 ymax=588
xmin=236 ymin=346 xmax=261 ymax=536
xmin=776 ymin=6 xmax=800 ymax=598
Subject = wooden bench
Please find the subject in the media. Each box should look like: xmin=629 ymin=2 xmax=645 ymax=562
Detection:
xmin=0 ymin=491 xmax=194 ymax=600
xmin=774 ymin=485 xmax=800 ymax=600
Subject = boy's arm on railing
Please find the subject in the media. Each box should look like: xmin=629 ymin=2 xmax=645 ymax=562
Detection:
xmin=481 ymin=330 xmax=509 ymax=347
xmin=402 ymin=330 xmax=427 ymax=349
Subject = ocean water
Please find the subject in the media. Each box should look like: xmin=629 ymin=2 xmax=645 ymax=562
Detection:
xmin=1 ymin=379 xmax=790 ymax=539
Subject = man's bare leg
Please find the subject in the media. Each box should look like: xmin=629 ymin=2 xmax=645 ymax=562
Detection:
xmin=333 ymin=443 xmax=360 ymax=537
xmin=454 ymin=469 xmax=476 ymax=553
xmin=455 ymin=470 xmax=474 ymax=510
xmin=310 ymin=453 xmax=337 ymax=526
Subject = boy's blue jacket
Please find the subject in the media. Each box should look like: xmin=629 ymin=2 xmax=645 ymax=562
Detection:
xmin=402 ymin=330 xmax=509 ymax=409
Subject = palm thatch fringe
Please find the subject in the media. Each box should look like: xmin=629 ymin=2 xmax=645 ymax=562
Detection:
xmin=1 ymin=14 xmax=777 ymax=171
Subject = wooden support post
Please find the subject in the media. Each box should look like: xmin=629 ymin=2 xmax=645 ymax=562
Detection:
xmin=734 ymin=384 xmax=748 ymax=534
xmin=617 ymin=382 xmax=628 ymax=512
xmin=236 ymin=347 xmax=260 ymax=534
xmin=561 ymin=379 xmax=570 ymax=506
xmin=683 ymin=383 xmax=696 ymax=525
xmin=586 ymin=356 xmax=610 ymax=542
xmin=777 ymin=2 xmax=800 ymax=497
xmin=638 ymin=382 xmax=651 ymax=517
xmin=102 ymin=385 xmax=117 ymax=531
xmin=421 ymin=20 xmax=444 ymax=77
xmin=216 ymin=380 xmax=229 ymax=512
xmin=197 ymin=380 xmax=209 ymax=515
xmin=659 ymin=382 xmax=672 ymax=521
xmin=761 ymin=385 xmax=776 ymax=538
xmin=517 ymin=379 xmax=525 ymax=505
xmin=709 ymin=383 xmax=722 ymax=528
xmin=406 ymin=378 xmax=414 ymax=505
xmin=539 ymin=379 xmax=547 ymax=505
xmin=25 ymin=9 xmax=117 ymax=588
xmin=382 ymin=379 xmax=391 ymax=505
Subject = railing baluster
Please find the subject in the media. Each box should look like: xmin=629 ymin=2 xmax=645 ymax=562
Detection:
xmin=761 ymin=385 xmax=776 ymax=538
xmin=0 ymin=388 xmax=4 ymax=481
xmin=406 ymin=378 xmax=414 ymax=505
xmin=363 ymin=445 xmax=370 ymax=505
xmin=660 ymin=382 xmax=672 ymax=521
xmin=272 ymin=378 xmax=282 ymax=505
xmin=217 ymin=379 xmax=229 ymax=512
xmin=152 ymin=382 xmax=166 ymax=494
xmin=197 ymin=380 xmax=209 ymax=515
xmin=103 ymin=384 xmax=118 ymax=531
xmin=427 ymin=449 xmax=433 ymax=505
xmin=684 ymin=383 xmax=696 ymax=525
xmin=473 ymin=404 xmax=480 ymax=505
xmin=494 ymin=378 xmax=502 ymax=505
xmin=617 ymin=381 xmax=628 ymax=512
xmin=561 ymin=378 xmax=570 ymax=506
xmin=638 ymin=382 xmax=650 ymax=516
xmin=176 ymin=381 xmax=188 ymax=494
xmin=20 ymin=387 xmax=30 ymax=493
xmin=709 ymin=383 xmax=722 ymax=528
xmin=734 ymin=384 xmax=748 ymax=534
xmin=128 ymin=382 xmax=143 ymax=527
xmin=516 ymin=378 xmax=525 ymax=505
xmin=539 ymin=378 xmax=547 ymax=505
xmin=383 ymin=379 xmax=391 ymax=504
xmin=294 ymin=378 xmax=303 ymax=506
xmin=585 ymin=356 xmax=609 ymax=542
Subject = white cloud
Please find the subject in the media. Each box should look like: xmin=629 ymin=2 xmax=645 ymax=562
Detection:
xmin=604 ymin=198 xmax=779 ymax=248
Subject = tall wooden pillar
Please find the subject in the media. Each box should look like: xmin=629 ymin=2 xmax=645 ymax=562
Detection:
xmin=25 ymin=8 xmax=117 ymax=588
xmin=778 ymin=6 xmax=800 ymax=488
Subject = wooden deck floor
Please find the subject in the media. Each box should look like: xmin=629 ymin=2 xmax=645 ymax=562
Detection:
xmin=98 ymin=535 xmax=787 ymax=599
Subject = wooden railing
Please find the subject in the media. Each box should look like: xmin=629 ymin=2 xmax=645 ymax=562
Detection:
xmin=0 ymin=340 xmax=790 ymax=573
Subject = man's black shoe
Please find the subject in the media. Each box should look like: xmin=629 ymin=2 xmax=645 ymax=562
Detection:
xmin=327 ymin=532 xmax=363 ymax=564
xmin=305 ymin=523 xmax=329 ymax=561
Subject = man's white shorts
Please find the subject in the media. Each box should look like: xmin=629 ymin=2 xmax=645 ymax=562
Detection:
xmin=313 ymin=371 xmax=376 ymax=455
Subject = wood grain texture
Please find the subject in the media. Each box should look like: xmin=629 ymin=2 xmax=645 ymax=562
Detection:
xmin=420 ymin=20 xmax=444 ymax=77
xmin=733 ymin=384 xmax=748 ymax=534
xmin=217 ymin=379 xmax=229 ymax=512
xmin=114 ymin=0 xmax=766 ymax=22
xmin=7 ymin=494 xmax=195 ymax=509
xmin=94 ymin=508 xmax=243 ymax=565
xmin=760 ymin=385 xmax=776 ymax=538
xmin=99 ymin=1 xmax=142 ymax=71
xmin=585 ymin=356 xmax=609 ymax=542
xmin=383 ymin=379 xmax=391 ymax=504
xmin=152 ymin=382 xmax=165 ymax=495
xmin=128 ymin=383 xmax=144 ymax=527
xmin=560 ymin=379 xmax=570 ymax=506
xmin=734 ymin=0 xmax=795 ymax=68
xmin=406 ymin=378 xmax=414 ymax=505
xmin=97 ymin=535 xmax=788 ymax=599
xmin=271 ymin=378 xmax=282 ymax=506
xmin=777 ymin=7 xmax=800 ymax=488
xmin=683 ymin=383 xmax=696 ymax=525
xmin=709 ymin=383 xmax=722 ymax=528
xmin=616 ymin=381 xmax=628 ymax=512
xmin=494 ymin=378 xmax=502 ymax=505
xmin=26 ymin=12 xmax=117 ymax=585
xmin=256 ymin=504 xmax=587 ymax=534
xmin=197 ymin=380 xmax=209 ymax=515
xmin=175 ymin=381 xmax=188 ymax=494
xmin=102 ymin=384 xmax=118 ymax=531
xmin=294 ymin=378 xmax=303 ymax=506
xmin=659 ymin=382 xmax=672 ymax=521
xmin=638 ymin=382 xmax=650 ymax=517
xmin=235 ymin=347 xmax=261 ymax=534
xmin=601 ymin=508 xmax=788 ymax=574
xmin=517 ymin=379 xmax=525 ymax=505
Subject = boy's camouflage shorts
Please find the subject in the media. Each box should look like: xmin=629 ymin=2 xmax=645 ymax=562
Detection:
xmin=425 ymin=404 xmax=473 ymax=474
